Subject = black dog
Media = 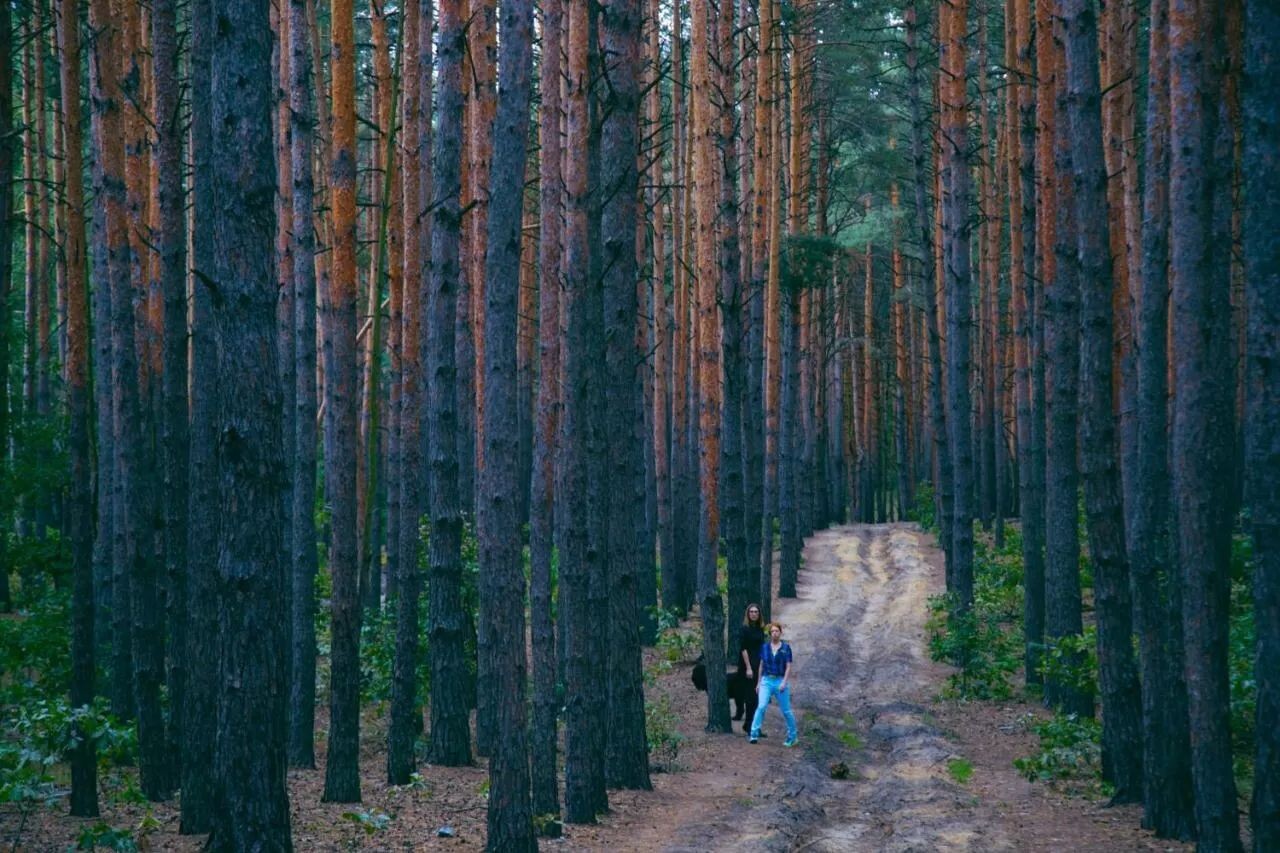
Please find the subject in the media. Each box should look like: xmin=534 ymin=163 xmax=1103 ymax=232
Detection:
xmin=690 ymin=659 xmax=754 ymax=720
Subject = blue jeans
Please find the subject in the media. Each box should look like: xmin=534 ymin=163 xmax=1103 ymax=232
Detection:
xmin=750 ymin=675 xmax=797 ymax=739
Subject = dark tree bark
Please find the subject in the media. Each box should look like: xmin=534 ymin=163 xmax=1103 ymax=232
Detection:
xmin=1246 ymin=1 xmax=1280 ymax=847
xmin=1169 ymin=0 xmax=1243 ymax=847
xmin=691 ymin=0 xmax=731 ymax=733
xmin=1006 ymin=0 xmax=1045 ymax=689
xmin=1128 ymin=0 xmax=1195 ymax=836
xmin=585 ymin=0 xmax=611 ymax=814
xmin=778 ymin=289 xmax=801 ymax=600
xmin=205 ymin=2 xmax=293 ymax=846
xmin=58 ymin=0 xmax=97 ymax=814
xmin=939 ymin=0 xmax=973 ymax=612
xmin=529 ymin=0 xmax=563 ymax=829
xmin=717 ymin=0 xmax=749 ymax=670
xmin=118 ymin=3 xmax=171 ymax=793
xmin=1061 ymin=0 xmax=1143 ymax=801
xmin=425 ymin=0 xmax=473 ymax=768
xmin=387 ymin=0 xmax=422 ymax=787
xmin=600 ymin=0 xmax=654 ymax=788
xmin=1041 ymin=1 xmax=1090 ymax=717
xmin=477 ymin=0 xmax=536 ymax=843
xmin=321 ymin=0 xmax=363 ymax=803
xmin=562 ymin=0 xmax=610 ymax=820
xmin=288 ymin=0 xmax=319 ymax=771
xmin=181 ymin=0 xmax=218 ymax=830
xmin=669 ymin=1 xmax=695 ymax=618
xmin=153 ymin=0 xmax=189 ymax=790
xmin=744 ymin=0 xmax=769 ymax=618
xmin=274 ymin=0 xmax=297 ymax=731
xmin=906 ymin=3 xmax=952 ymax=574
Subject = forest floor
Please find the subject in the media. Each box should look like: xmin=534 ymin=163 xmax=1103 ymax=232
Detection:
xmin=14 ymin=523 xmax=1194 ymax=851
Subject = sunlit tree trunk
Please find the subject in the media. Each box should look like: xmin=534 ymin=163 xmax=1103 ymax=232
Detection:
xmin=321 ymin=0 xmax=364 ymax=803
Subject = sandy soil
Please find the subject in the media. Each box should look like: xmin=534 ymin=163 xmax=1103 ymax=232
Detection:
xmin=10 ymin=522 xmax=1195 ymax=851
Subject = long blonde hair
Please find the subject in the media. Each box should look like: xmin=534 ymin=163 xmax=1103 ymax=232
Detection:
xmin=743 ymin=603 xmax=764 ymax=629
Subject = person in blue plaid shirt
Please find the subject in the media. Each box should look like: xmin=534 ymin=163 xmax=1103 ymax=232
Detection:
xmin=749 ymin=623 xmax=798 ymax=747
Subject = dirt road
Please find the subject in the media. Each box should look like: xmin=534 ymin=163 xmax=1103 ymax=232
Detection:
xmin=582 ymin=522 xmax=1189 ymax=853
xmin=650 ymin=522 xmax=1014 ymax=852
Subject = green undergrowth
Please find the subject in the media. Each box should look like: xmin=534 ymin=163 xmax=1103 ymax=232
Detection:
xmin=921 ymin=489 xmax=1261 ymax=800
xmin=642 ymin=606 xmax=698 ymax=772
xmin=0 ymin=585 xmax=140 ymax=850
xmin=926 ymin=527 xmax=1024 ymax=701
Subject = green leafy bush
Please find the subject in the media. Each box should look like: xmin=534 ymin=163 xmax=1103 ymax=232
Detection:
xmin=1037 ymin=627 xmax=1099 ymax=699
xmin=644 ymin=694 xmax=685 ymax=772
xmin=1013 ymin=713 xmax=1104 ymax=792
xmin=927 ymin=593 xmax=1019 ymax=700
xmin=911 ymin=483 xmax=936 ymax=533
xmin=652 ymin=606 xmax=701 ymax=666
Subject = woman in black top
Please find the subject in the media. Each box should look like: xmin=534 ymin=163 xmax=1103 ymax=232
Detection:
xmin=737 ymin=603 xmax=767 ymax=733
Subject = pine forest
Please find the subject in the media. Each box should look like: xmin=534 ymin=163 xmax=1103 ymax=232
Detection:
xmin=0 ymin=0 xmax=1276 ymax=849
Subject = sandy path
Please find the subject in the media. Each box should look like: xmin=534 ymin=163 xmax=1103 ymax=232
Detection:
xmin=631 ymin=522 xmax=1012 ymax=852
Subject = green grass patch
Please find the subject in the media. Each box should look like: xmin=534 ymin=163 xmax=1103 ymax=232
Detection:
xmin=947 ymin=757 xmax=974 ymax=784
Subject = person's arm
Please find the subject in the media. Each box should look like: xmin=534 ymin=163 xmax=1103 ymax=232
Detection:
xmin=780 ymin=647 xmax=793 ymax=689
xmin=738 ymin=629 xmax=753 ymax=677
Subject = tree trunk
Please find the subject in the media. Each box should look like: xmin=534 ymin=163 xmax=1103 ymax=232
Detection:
xmin=745 ymin=0 xmax=770 ymax=628
xmin=717 ymin=0 xmax=749 ymax=684
xmin=600 ymin=0 xmax=654 ymax=787
xmin=1039 ymin=0 xmax=1090 ymax=717
xmin=387 ymin=0 xmax=423 ymax=787
xmin=1129 ymin=0 xmax=1196 ymax=834
xmin=529 ymin=0 xmax=563 ymax=828
xmin=181 ymin=0 xmax=217 ymax=829
xmin=58 ymin=0 xmax=97 ymax=814
xmin=153 ymin=0 xmax=188 ymax=791
xmin=1170 ymin=0 xmax=1244 ymax=848
xmin=778 ymin=288 xmax=801 ymax=598
xmin=906 ymin=2 xmax=951 ymax=574
xmin=1006 ymin=0 xmax=1045 ymax=690
xmin=562 ymin=0 xmax=610 ymax=820
xmin=477 ymin=0 xmax=536 ymax=841
xmin=288 ymin=0 xmax=320 ymax=771
xmin=1245 ymin=0 xmax=1280 ymax=846
xmin=668 ymin=2 xmax=694 ymax=617
xmin=939 ymin=0 xmax=973 ymax=612
xmin=691 ymin=0 xmax=730 ymax=733
xmin=205 ymin=3 xmax=293 ymax=845
xmin=1061 ymin=0 xmax=1143 ymax=801
xmin=321 ymin=0 xmax=364 ymax=803
xmin=425 ymin=0 xmax=474 ymax=769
